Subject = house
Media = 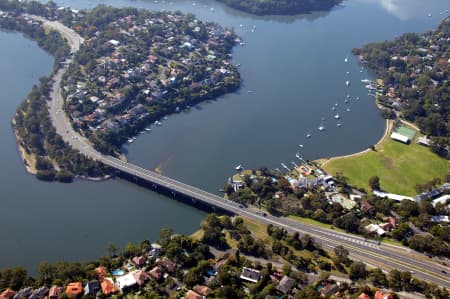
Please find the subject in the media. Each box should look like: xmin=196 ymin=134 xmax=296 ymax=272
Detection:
xmin=431 ymin=215 xmax=449 ymax=223
xmin=360 ymin=201 xmax=374 ymax=213
xmin=149 ymin=243 xmax=162 ymax=257
xmin=0 ymin=288 xmax=15 ymax=299
xmin=65 ymin=282 xmax=83 ymax=297
xmin=116 ymin=273 xmax=137 ymax=290
xmin=132 ymin=256 xmax=146 ymax=268
xmin=320 ymin=283 xmax=339 ymax=297
xmin=185 ymin=290 xmax=202 ymax=299
xmin=358 ymin=293 xmax=371 ymax=299
xmin=390 ymin=132 xmax=410 ymax=144
xmin=365 ymin=224 xmax=386 ymax=236
xmin=149 ymin=266 xmax=164 ymax=280
xmin=100 ymin=278 xmax=117 ymax=296
xmin=48 ymin=286 xmax=62 ymax=299
xmin=133 ymin=270 xmax=150 ymax=286
xmin=84 ymin=281 xmax=100 ymax=296
xmin=12 ymin=287 xmax=32 ymax=299
xmin=29 ymin=287 xmax=48 ymax=299
xmin=95 ymin=266 xmax=108 ymax=281
xmin=276 ymin=276 xmax=295 ymax=295
xmin=193 ymin=285 xmax=212 ymax=296
xmin=374 ymin=291 xmax=393 ymax=299
xmin=240 ymin=267 xmax=260 ymax=283
xmin=417 ymin=136 xmax=431 ymax=146
xmin=159 ymin=257 xmax=177 ymax=273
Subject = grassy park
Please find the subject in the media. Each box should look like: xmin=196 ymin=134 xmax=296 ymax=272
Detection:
xmin=321 ymin=130 xmax=448 ymax=196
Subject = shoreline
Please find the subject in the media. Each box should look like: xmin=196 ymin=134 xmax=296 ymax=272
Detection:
xmin=316 ymin=117 xmax=392 ymax=169
xmin=11 ymin=118 xmax=37 ymax=175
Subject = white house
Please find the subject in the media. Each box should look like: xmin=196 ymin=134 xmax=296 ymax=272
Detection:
xmin=116 ymin=273 xmax=137 ymax=290
xmin=390 ymin=132 xmax=410 ymax=144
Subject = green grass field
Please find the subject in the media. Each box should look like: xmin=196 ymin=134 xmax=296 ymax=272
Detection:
xmin=323 ymin=138 xmax=448 ymax=196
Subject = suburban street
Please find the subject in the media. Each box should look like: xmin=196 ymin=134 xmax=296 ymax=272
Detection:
xmin=33 ymin=15 xmax=450 ymax=289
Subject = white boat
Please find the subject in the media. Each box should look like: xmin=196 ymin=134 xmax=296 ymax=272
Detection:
xmin=356 ymin=96 xmax=360 ymax=100
xmin=334 ymin=113 xmax=340 ymax=119
xmin=296 ymin=152 xmax=301 ymax=159
xmin=247 ymin=90 xmax=253 ymax=94
xmin=318 ymin=125 xmax=325 ymax=131
xmin=344 ymin=99 xmax=348 ymax=103
xmin=163 ymin=116 xmax=168 ymax=120
xmin=346 ymin=71 xmax=350 ymax=75
xmin=346 ymin=108 xmax=351 ymax=112
xmin=154 ymin=120 xmax=162 ymax=126
xmin=145 ymin=128 xmax=151 ymax=132
xmin=337 ymin=123 xmax=342 ymax=127
xmin=299 ymin=144 xmax=304 ymax=148
xmin=240 ymin=42 xmax=245 ymax=46
xmin=235 ymin=164 xmax=243 ymax=171
xmin=346 ymin=94 xmax=350 ymax=98
xmin=306 ymin=133 xmax=311 ymax=138
xmin=361 ymin=79 xmax=371 ymax=84
xmin=128 ymin=138 xmax=134 ymax=143
xmin=344 ymin=56 xmax=348 ymax=63
xmin=428 ymin=13 xmax=432 ymax=17
xmin=345 ymin=80 xmax=350 ymax=86
xmin=365 ymin=84 xmax=376 ymax=90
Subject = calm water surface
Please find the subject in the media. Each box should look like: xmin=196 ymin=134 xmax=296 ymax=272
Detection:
xmin=0 ymin=0 xmax=449 ymax=272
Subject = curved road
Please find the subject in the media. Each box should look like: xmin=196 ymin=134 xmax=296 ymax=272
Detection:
xmin=32 ymin=15 xmax=449 ymax=288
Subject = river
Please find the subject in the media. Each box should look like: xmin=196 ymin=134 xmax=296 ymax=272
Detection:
xmin=0 ymin=0 xmax=448 ymax=272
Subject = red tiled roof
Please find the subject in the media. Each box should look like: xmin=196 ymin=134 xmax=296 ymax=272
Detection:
xmin=48 ymin=286 xmax=62 ymax=298
xmin=185 ymin=290 xmax=202 ymax=299
xmin=374 ymin=291 xmax=393 ymax=299
xmin=134 ymin=270 xmax=150 ymax=286
xmin=149 ymin=266 xmax=163 ymax=280
xmin=100 ymin=279 xmax=117 ymax=295
xmin=193 ymin=285 xmax=211 ymax=296
xmin=65 ymin=282 xmax=83 ymax=296
xmin=358 ymin=293 xmax=371 ymax=299
xmin=0 ymin=288 xmax=15 ymax=299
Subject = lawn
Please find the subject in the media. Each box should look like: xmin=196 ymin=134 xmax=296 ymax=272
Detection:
xmin=322 ymin=138 xmax=448 ymax=196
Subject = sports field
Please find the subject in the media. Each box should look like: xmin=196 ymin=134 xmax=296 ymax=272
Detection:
xmin=323 ymin=135 xmax=448 ymax=196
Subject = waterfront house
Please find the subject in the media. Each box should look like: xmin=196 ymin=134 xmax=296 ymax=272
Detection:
xmin=132 ymin=255 xmax=146 ymax=268
xmin=83 ymin=281 xmax=100 ymax=296
xmin=65 ymin=282 xmax=83 ymax=298
xmin=0 ymin=288 xmax=15 ymax=299
xmin=100 ymin=278 xmax=117 ymax=296
xmin=48 ymin=286 xmax=62 ymax=299
xmin=12 ymin=287 xmax=32 ymax=299
xmin=29 ymin=287 xmax=48 ymax=299
xmin=149 ymin=243 xmax=162 ymax=257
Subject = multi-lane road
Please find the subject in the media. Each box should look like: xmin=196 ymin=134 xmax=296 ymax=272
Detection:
xmin=31 ymin=15 xmax=449 ymax=288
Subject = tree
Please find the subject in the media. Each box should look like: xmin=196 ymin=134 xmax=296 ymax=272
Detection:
xmin=368 ymin=176 xmax=381 ymax=190
xmin=106 ymin=243 xmax=118 ymax=257
xmin=37 ymin=262 xmax=56 ymax=285
xmin=333 ymin=245 xmax=349 ymax=264
xmin=349 ymin=261 xmax=367 ymax=280
xmin=368 ymin=268 xmax=387 ymax=287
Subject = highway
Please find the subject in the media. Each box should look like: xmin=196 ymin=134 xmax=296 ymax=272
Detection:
xmin=30 ymin=15 xmax=450 ymax=289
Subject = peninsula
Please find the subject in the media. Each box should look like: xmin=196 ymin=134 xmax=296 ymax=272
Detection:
xmin=217 ymin=0 xmax=342 ymax=16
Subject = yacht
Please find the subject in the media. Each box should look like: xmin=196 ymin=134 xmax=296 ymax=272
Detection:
xmin=235 ymin=164 xmax=243 ymax=171
xmin=361 ymin=79 xmax=371 ymax=84
xmin=344 ymin=56 xmax=348 ymax=63
xmin=345 ymin=80 xmax=350 ymax=86
xmin=337 ymin=123 xmax=342 ymax=127
xmin=145 ymin=128 xmax=151 ymax=132
xmin=306 ymin=133 xmax=311 ymax=138
xmin=299 ymin=144 xmax=304 ymax=148
xmin=334 ymin=113 xmax=340 ymax=119
xmin=318 ymin=125 xmax=325 ymax=131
